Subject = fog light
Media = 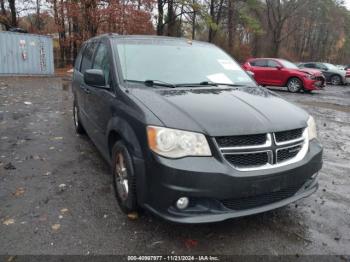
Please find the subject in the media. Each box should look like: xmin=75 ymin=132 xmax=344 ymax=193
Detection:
xmin=176 ymin=197 xmax=189 ymax=210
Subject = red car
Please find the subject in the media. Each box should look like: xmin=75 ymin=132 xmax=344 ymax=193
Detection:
xmin=242 ymin=58 xmax=326 ymax=93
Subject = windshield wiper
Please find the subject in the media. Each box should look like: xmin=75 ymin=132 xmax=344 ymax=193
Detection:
xmin=213 ymin=83 xmax=249 ymax=87
xmin=175 ymin=81 xmax=218 ymax=87
xmin=175 ymin=81 xmax=248 ymax=87
xmin=125 ymin=79 xmax=175 ymax=88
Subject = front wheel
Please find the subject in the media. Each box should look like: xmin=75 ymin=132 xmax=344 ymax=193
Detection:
xmin=112 ymin=141 xmax=138 ymax=214
xmin=287 ymin=78 xmax=302 ymax=93
xmin=330 ymin=75 xmax=342 ymax=85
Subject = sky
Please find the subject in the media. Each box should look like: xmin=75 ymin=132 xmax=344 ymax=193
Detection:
xmin=345 ymin=0 xmax=350 ymax=10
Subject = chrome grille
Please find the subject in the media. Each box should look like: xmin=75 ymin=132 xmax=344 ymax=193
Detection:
xmin=215 ymin=128 xmax=307 ymax=171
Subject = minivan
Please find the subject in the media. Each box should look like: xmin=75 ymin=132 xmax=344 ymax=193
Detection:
xmin=72 ymin=34 xmax=323 ymax=223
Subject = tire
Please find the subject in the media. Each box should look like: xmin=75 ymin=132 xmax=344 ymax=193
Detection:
xmin=73 ymin=100 xmax=85 ymax=134
xmin=330 ymin=75 xmax=342 ymax=86
xmin=112 ymin=141 xmax=138 ymax=214
xmin=287 ymin=78 xmax=302 ymax=93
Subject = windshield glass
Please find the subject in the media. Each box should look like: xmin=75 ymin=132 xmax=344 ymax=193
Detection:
xmin=279 ymin=59 xmax=299 ymax=69
xmin=114 ymin=39 xmax=256 ymax=86
xmin=323 ymin=63 xmax=338 ymax=70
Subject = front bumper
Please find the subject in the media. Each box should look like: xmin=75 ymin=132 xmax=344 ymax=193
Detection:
xmin=303 ymin=77 xmax=326 ymax=90
xmin=345 ymin=76 xmax=350 ymax=84
xmin=137 ymin=140 xmax=323 ymax=224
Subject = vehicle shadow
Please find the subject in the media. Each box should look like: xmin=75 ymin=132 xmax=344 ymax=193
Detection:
xmin=123 ymin=204 xmax=310 ymax=253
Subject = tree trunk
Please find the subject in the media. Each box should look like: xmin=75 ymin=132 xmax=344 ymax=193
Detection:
xmin=191 ymin=0 xmax=196 ymax=39
xmin=36 ymin=0 xmax=41 ymax=31
xmin=8 ymin=0 xmax=16 ymax=27
xmin=53 ymin=0 xmax=65 ymax=67
xmin=167 ymin=0 xmax=175 ymax=36
xmin=227 ymin=0 xmax=234 ymax=53
xmin=157 ymin=0 xmax=164 ymax=35
xmin=208 ymin=0 xmax=214 ymax=42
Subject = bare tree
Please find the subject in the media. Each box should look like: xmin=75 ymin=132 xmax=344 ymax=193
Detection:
xmin=265 ymin=0 xmax=308 ymax=56
xmin=8 ymin=0 xmax=16 ymax=27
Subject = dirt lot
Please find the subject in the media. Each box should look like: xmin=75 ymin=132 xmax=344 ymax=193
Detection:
xmin=0 ymin=77 xmax=349 ymax=255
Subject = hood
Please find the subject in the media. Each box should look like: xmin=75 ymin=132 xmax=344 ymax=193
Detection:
xmin=130 ymin=86 xmax=309 ymax=137
xmin=298 ymin=68 xmax=323 ymax=76
xmin=328 ymin=68 xmax=346 ymax=76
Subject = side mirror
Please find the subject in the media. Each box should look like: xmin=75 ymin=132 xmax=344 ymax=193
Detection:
xmin=84 ymin=69 xmax=107 ymax=88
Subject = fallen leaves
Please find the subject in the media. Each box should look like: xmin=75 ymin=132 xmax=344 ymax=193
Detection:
xmin=51 ymin=223 xmax=61 ymax=231
xmin=3 ymin=218 xmax=15 ymax=226
xmin=51 ymin=137 xmax=63 ymax=141
xmin=60 ymin=208 xmax=69 ymax=214
xmin=13 ymin=187 xmax=25 ymax=197
xmin=127 ymin=212 xmax=139 ymax=220
xmin=184 ymin=239 xmax=198 ymax=249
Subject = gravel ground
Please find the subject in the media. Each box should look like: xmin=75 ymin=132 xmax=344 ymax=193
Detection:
xmin=0 ymin=77 xmax=349 ymax=256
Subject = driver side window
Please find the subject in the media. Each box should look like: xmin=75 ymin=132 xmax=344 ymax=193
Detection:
xmin=93 ymin=43 xmax=111 ymax=84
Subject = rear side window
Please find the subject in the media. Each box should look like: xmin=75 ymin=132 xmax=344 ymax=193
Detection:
xmin=267 ymin=60 xmax=279 ymax=68
xmin=80 ymin=42 xmax=98 ymax=73
xmin=93 ymin=43 xmax=110 ymax=82
xmin=304 ymin=63 xmax=316 ymax=69
xmin=250 ymin=59 xmax=267 ymax=67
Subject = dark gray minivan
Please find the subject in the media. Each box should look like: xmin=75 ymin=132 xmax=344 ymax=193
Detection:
xmin=72 ymin=34 xmax=323 ymax=223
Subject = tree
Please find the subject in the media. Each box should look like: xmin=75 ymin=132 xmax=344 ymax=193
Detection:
xmin=265 ymin=0 xmax=308 ymax=56
xmin=8 ymin=0 xmax=17 ymax=27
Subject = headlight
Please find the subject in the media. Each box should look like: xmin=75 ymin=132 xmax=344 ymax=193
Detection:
xmin=307 ymin=116 xmax=317 ymax=140
xmin=147 ymin=126 xmax=211 ymax=158
xmin=304 ymin=74 xmax=316 ymax=80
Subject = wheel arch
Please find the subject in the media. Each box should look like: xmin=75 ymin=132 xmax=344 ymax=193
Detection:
xmin=106 ymin=117 xmax=143 ymax=159
xmin=285 ymin=76 xmax=304 ymax=87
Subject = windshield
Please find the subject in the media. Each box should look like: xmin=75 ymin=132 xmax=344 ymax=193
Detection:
xmin=279 ymin=59 xmax=299 ymax=69
xmin=114 ymin=39 xmax=256 ymax=87
xmin=323 ymin=63 xmax=338 ymax=70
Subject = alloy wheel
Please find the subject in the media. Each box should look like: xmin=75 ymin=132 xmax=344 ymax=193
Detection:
xmin=115 ymin=152 xmax=129 ymax=201
xmin=288 ymin=79 xmax=301 ymax=93
xmin=331 ymin=75 xmax=341 ymax=85
xmin=74 ymin=105 xmax=79 ymax=128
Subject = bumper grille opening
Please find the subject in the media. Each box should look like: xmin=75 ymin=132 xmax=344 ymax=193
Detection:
xmin=221 ymin=184 xmax=303 ymax=210
xmin=216 ymin=134 xmax=267 ymax=148
xmin=277 ymin=145 xmax=302 ymax=163
xmin=225 ymin=152 xmax=269 ymax=168
xmin=275 ymin=129 xmax=303 ymax=143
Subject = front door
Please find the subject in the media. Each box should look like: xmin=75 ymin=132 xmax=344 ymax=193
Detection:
xmin=84 ymin=40 xmax=115 ymax=155
xmin=265 ymin=59 xmax=284 ymax=86
xmin=250 ymin=59 xmax=268 ymax=85
xmin=77 ymin=41 xmax=98 ymax=130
